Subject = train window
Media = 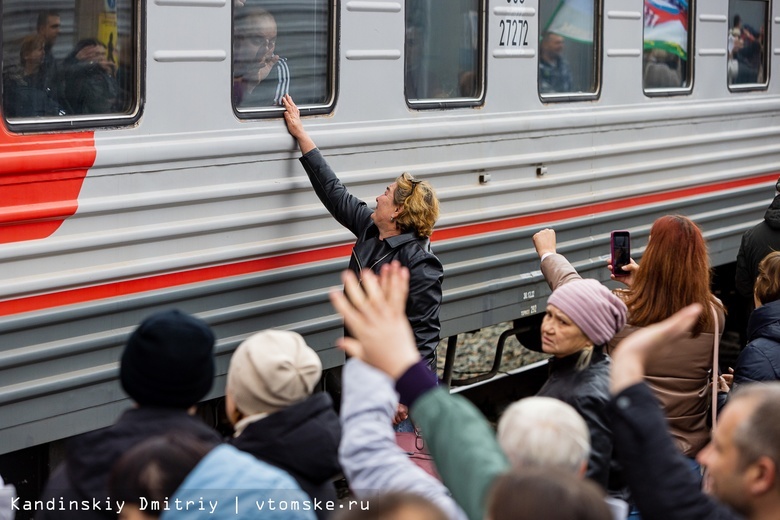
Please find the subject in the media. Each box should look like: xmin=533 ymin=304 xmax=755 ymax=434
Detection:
xmin=538 ymin=0 xmax=599 ymax=99
xmin=643 ymin=0 xmax=693 ymax=93
xmin=1 ymin=1 xmax=138 ymax=127
xmin=405 ymin=0 xmax=485 ymax=108
xmin=728 ymin=0 xmax=769 ymax=88
xmin=233 ymin=1 xmax=334 ymax=115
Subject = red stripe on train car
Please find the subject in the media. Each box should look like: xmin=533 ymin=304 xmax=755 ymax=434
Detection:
xmin=0 ymin=123 xmax=96 ymax=245
xmin=0 ymin=244 xmax=355 ymax=317
xmin=434 ymin=174 xmax=779 ymax=241
xmin=0 ymin=172 xmax=775 ymax=317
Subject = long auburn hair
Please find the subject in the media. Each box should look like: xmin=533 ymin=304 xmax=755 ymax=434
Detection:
xmin=623 ymin=215 xmax=724 ymax=336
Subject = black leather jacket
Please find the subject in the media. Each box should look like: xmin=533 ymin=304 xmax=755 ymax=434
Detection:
xmin=537 ymin=348 xmax=621 ymax=493
xmin=300 ymin=149 xmax=443 ymax=367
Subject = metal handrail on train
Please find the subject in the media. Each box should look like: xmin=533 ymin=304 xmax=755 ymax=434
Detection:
xmin=442 ymin=324 xmax=535 ymax=388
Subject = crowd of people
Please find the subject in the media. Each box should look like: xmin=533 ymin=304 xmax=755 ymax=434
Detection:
xmin=1 ymin=94 xmax=779 ymax=520
xmin=2 ymin=10 xmax=128 ymax=118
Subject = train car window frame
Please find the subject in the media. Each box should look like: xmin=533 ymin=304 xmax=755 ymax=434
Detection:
xmin=537 ymin=0 xmax=602 ymax=103
xmin=232 ymin=0 xmax=338 ymax=119
xmin=642 ymin=0 xmax=695 ymax=97
xmin=404 ymin=0 xmax=487 ymax=111
xmin=1 ymin=0 xmax=143 ymax=132
xmin=727 ymin=0 xmax=770 ymax=91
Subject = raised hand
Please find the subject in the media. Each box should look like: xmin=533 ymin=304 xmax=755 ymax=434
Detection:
xmin=533 ymin=228 xmax=557 ymax=258
xmin=282 ymin=95 xmax=316 ymax=154
xmin=329 ymin=261 xmax=421 ymax=380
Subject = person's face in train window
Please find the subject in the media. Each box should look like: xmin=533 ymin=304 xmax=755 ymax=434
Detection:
xmin=40 ymin=16 xmax=61 ymax=45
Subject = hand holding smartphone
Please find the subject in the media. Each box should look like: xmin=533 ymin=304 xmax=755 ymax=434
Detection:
xmin=611 ymin=230 xmax=631 ymax=277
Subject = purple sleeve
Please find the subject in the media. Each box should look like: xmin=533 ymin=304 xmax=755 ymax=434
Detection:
xmin=395 ymin=360 xmax=439 ymax=407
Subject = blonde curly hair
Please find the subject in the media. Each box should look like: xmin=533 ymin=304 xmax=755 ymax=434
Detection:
xmin=392 ymin=172 xmax=439 ymax=238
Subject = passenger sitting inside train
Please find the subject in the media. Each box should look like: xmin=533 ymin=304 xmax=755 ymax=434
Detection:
xmin=58 ymin=38 xmax=120 ymax=115
xmin=224 ymin=329 xmax=342 ymax=520
xmin=2 ymin=34 xmax=62 ymax=117
xmin=330 ymin=261 xmax=627 ymax=520
xmin=538 ymin=31 xmax=573 ymax=94
xmin=36 ymin=310 xmax=222 ymax=520
xmin=233 ymin=7 xmax=290 ymax=107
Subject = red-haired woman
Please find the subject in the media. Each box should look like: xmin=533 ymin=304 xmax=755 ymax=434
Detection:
xmin=539 ymin=215 xmax=725 ymax=463
xmin=608 ymin=216 xmax=724 ymax=460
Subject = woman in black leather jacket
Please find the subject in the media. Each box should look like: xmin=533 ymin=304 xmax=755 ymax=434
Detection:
xmin=532 ymin=228 xmax=628 ymax=497
xmin=281 ymin=95 xmax=443 ymax=378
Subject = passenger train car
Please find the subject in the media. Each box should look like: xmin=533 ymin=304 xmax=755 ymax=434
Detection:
xmin=1 ymin=0 xmax=778 ymax=461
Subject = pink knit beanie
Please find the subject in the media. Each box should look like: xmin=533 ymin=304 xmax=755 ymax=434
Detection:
xmin=547 ymin=279 xmax=627 ymax=345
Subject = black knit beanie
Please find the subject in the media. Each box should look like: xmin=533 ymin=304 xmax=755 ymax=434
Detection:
xmin=120 ymin=309 xmax=215 ymax=408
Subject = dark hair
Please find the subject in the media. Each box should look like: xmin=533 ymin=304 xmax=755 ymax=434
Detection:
xmin=109 ymin=433 xmax=212 ymax=516
xmin=36 ymin=10 xmax=60 ymax=30
xmin=488 ymin=468 xmax=611 ymax=520
xmin=334 ymin=492 xmax=447 ymax=520
xmin=64 ymin=38 xmax=104 ymax=64
xmin=754 ymin=251 xmax=780 ymax=305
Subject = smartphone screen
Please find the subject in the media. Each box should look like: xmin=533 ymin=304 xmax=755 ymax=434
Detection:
xmin=611 ymin=231 xmax=631 ymax=277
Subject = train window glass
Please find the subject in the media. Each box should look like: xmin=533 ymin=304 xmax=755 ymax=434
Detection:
xmin=405 ymin=0 xmax=484 ymax=108
xmin=233 ymin=1 xmax=334 ymax=115
xmin=643 ymin=1 xmax=693 ymax=93
xmin=728 ymin=0 xmax=769 ymax=88
xmin=538 ymin=0 xmax=599 ymax=99
xmin=1 ymin=1 xmax=138 ymax=126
